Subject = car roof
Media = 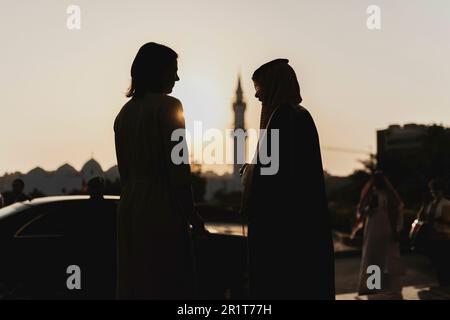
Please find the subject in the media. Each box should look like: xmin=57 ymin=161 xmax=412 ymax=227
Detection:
xmin=0 ymin=195 xmax=120 ymax=221
xmin=25 ymin=195 xmax=120 ymax=206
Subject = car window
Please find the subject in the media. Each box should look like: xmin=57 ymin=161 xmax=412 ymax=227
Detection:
xmin=15 ymin=202 xmax=84 ymax=238
xmin=15 ymin=200 xmax=118 ymax=238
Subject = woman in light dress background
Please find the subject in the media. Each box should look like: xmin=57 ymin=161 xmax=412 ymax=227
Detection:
xmin=114 ymin=42 xmax=206 ymax=299
xmin=355 ymin=171 xmax=405 ymax=297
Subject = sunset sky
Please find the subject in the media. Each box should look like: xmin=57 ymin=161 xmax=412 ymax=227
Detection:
xmin=1 ymin=0 xmax=450 ymax=176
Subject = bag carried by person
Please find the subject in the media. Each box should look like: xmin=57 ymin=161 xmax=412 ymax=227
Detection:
xmin=409 ymin=201 xmax=438 ymax=252
xmin=409 ymin=218 xmax=432 ymax=251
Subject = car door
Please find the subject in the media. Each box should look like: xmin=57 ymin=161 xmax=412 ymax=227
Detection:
xmin=64 ymin=198 xmax=118 ymax=299
xmin=12 ymin=201 xmax=86 ymax=298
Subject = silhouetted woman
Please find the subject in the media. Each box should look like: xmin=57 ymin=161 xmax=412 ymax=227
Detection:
xmin=114 ymin=42 xmax=206 ymax=299
xmin=241 ymin=59 xmax=335 ymax=299
xmin=355 ymin=171 xmax=405 ymax=296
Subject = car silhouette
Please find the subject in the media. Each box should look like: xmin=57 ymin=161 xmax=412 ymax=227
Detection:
xmin=0 ymin=196 xmax=247 ymax=299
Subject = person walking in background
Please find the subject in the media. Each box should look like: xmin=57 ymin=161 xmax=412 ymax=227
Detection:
xmin=241 ymin=59 xmax=335 ymax=299
xmin=114 ymin=42 xmax=207 ymax=299
xmin=423 ymin=179 xmax=450 ymax=286
xmin=355 ymin=171 xmax=405 ymax=297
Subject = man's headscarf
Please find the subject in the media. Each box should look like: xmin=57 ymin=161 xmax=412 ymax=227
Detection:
xmin=252 ymin=59 xmax=302 ymax=129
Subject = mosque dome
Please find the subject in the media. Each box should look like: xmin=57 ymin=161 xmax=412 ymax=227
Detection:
xmin=27 ymin=166 xmax=47 ymax=176
xmin=56 ymin=163 xmax=78 ymax=176
xmin=81 ymin=158 xmax=103 ymax=179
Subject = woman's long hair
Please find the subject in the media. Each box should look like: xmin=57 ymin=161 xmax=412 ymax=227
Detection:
xmin=126 ymin=42 xmax=178 ymax=97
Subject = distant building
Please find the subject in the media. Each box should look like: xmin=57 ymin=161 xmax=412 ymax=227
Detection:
xmin=203 ymin=75 xmax=247 ymax=201
xmin=377 ymin=124 xmax=428 ymax=157
xmin=231 ymin=75 xmax=247 ymax=191
xmin=377 ymin=123 xmax=450 ymax=183
xmin=81 ymin=159 xmax=104 ymax=183
xmin=0 ymin=158 xmax=119 ymax=195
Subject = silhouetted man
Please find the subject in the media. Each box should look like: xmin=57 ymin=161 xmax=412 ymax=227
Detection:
xmin=11 ymin=178 xmax=30 ymax=204
xmin=87 ymin=177 xmax=105 ymax=200
xmin=425 ymin=179 xmax=450 ymax=286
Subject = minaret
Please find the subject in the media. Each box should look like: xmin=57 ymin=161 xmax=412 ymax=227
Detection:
xmin=232 ymin=75 xmax=246 ymax=189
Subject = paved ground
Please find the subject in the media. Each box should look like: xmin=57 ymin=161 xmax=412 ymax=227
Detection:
xmin=334 ymin=253 xmax=450 ymax=300
xmin=337 ymin=285 xmax=450 ymax=300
